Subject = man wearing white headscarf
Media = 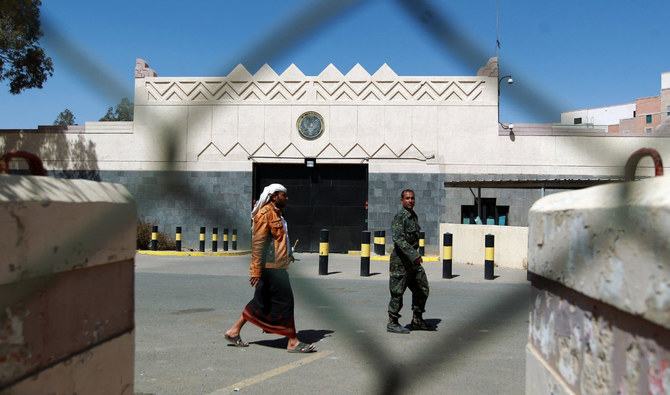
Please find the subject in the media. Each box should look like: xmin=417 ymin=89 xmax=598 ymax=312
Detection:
xmin=224 ymin=183 xmax=315 ymax=353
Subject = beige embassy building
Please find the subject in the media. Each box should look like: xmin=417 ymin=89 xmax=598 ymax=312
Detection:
xmin=1 ymin=58 xmax=668 ymax=252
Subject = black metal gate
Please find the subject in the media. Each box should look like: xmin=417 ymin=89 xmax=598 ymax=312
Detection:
xmin=253 ymin=163 xmax=368 ymax=253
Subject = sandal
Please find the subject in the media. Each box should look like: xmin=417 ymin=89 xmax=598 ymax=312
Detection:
xmin=287 ymin=341 xmax=316 ymax=353
xmin=224 ymin=334 xmax=248 ymax=347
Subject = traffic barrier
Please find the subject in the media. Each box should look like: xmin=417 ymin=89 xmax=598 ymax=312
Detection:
xmin=374 ymin=230 xmax=385 ymax=255
xmin=361 ymin=230 xmax=371 ymax=277
xmin=199 ymin=227 xmax=206 ymax=252
xmin=151 ymin=225 xmax=158 ymax=251
xmin=212 ymin=227 xmax=218 ymax=252
xmin=223 ymin=228 xmax=229 ymax=251
xmin=319 ymin=229 xmax=329 ymax=275
xmin=442 ymin=232 xmax=453 ymax=279
xmin=485 ymin=234 xmax=495 ymax=280
xmin=232 ymin=229 xmax=237 ymax=250
xmin=419 ymin=231 xmax=425 ymax=256
xmin=175 ymin=226 xmax=182 ymax=251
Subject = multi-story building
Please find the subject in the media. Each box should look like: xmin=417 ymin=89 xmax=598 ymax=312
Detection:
xmin=561 ymin=71 xmax=670 ymax=134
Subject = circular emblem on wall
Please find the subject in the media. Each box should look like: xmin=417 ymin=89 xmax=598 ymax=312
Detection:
xmin=297 ymin=111 xmax=324 ymax=140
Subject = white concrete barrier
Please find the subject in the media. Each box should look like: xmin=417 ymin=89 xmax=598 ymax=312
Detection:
xmin=526 ymin=176 xmax=670 ymax=393
xmin=0 ymin=175 xmax=136 ymax=393
xmin=438 ymin=223 xmax=528 ymax=269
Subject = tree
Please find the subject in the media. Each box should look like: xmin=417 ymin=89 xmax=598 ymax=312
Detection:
xmin=99 ymin=97 xmax=133 ymax=121
xmin=53 ymin=108 xmax=75 ymax=126
xmin=0 ymin=0 xmax=54 ymax=94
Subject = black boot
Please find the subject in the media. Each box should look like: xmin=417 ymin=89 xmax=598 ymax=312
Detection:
xmin=410 ymin=312 xmax=432 ymax=331
xmin=387 ymin=316 xmax=410 ymax=334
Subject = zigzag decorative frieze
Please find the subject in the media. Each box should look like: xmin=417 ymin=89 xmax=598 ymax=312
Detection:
xmin=144 ymin=63 xmax=486 ymax=103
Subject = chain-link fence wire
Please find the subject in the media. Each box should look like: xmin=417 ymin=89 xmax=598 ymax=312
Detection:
xmin=7 ymin=0 xmax=667 ymax=393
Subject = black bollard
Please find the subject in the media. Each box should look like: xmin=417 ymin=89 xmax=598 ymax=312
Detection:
xmin=442 ymin=232 xmax=453 ymax=279
xmin=374 ymin=230 xmax=386 ymax=256
xmin=212 ymin=227 xmax=218 ymax=252
xmin=419 ymin=231 xmax=425 ymax=256
xmin=223 ymin=228 xmax=229 ymax=251
xmin=151 ymin=225 xmax=158 ymax=251
xmin=319 ymin=229 xmax=329 ymax=275
xmin=199 ymin=227 xmax=206 ymax=252
xmin=485 ymin=234 xmax=495 ymax=280
xmin=232 ymin=229 xmax=237 ymax=250
xmin=360 ymin=230 xmax=371 ymax=277
xmin=175 ymin=226 xmax=182 ymax=251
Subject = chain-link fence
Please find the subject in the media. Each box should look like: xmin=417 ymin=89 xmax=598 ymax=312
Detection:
xmin=3 ymin=0 xmax=667 ymax=393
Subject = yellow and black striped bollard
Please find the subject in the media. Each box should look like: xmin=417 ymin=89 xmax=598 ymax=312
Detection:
xmin=232 ymin=229 xmax=237 ymax=250
xmin=442 ymin=232 xmax=453 ymax=279
xmin=151 ymin=225 xmax=158 ymax=251
xmin=360 ymin=230 xmax=371 ymax=277
xmin=374 ymin=230 xmax=385 ymax=255
xmin=199 ymin=227 xmax=206 ymax=252
xmin=212 ymin=227 xmax=218 ymax=252
xmin=485 ymin=234 xmax=495 ymax=280
xmin=419 ymin=231 xmax=425 ymax=256
xmin=175 ymin=226 xmax=182 ymax=251
xmin=223 ymin=228 xmax=229 ymax=251
xmin=319 ymin=229 xmax=329 ymax=275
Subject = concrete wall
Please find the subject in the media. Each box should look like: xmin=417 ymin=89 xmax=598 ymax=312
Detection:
xmin=526 ymin=176 xmax=670 ymax=393
xmin=0 ymin=175 xmax=136 ymax=393
xmin=2 ymin=61 xmax=670 ymax=252
xmin=438 ymin=223 xmax=528 ymax=269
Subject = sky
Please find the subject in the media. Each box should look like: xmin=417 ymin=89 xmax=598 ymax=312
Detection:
xmin=1 ymin=0 xmax=668 ymax=129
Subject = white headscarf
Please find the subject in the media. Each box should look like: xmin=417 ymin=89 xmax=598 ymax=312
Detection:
xmin=251 ymin=183 xmax=287 ymax=218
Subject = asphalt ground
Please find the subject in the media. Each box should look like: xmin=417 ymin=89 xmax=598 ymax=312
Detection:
xmin=134 ymin=253 xmax=529 ymax=394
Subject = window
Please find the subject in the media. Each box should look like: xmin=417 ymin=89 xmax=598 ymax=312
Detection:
xmin=667 ymin=105 xmax=669 ymax=116
xmin=574 ymin=117 xmax=582 ymax=125
xmin=461 ymin=198 xmax=509 ymax=226
xmin=645 ymin=127 xmax=653 ymax=133
xmin=633 ymin=111 xmax=636 ymax=117
xmin=646 ymin=114 xmax=652 ymax=123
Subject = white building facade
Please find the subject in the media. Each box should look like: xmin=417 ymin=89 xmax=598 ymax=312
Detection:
xmin=1 ymin=58 xmax=668 ymax=252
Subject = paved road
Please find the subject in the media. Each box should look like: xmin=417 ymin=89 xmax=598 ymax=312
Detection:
xmin=134 ymin=253 xmax=529 ymax=394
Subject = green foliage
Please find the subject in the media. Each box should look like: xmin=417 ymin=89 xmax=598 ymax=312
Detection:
xmin=0 ymin=0 xmax=54 ymax=94
xmin=53 ymin=108 xmax=76 ymax=126
xmin=137 ymin=220 xmax=176 ymax=250
xmin=99 ymin=97 xmax=133 ymax=121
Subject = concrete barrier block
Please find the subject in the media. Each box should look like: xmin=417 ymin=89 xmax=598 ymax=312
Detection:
xmin=439 ymin=223 xmax=528 ymax=269
xmin=529 ymin=176 xmax=670 ymax=329
xmin=0 ymin=175 xmax=136 ymax=391
xmin=0 ymin=176 xmax=136 ymax=285
xmin=527 ymin=176 xmax=670 ymax=393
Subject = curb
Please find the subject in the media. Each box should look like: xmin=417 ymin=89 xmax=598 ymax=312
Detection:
xmin=136 ymin=250 xmax=251 ymax=257
xmin=347 ymin=251 xmax=439 ymax=262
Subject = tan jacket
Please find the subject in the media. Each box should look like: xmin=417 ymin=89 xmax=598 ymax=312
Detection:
xmin=250 ymin=202 xmax=290 ymax=277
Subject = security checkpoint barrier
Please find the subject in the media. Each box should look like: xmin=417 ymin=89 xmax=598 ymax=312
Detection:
xmin=526 ymin=175 xmax=670 ymax=393
xmin=0 ymin=176 xmax=136 ymax=393
xmin=438 ymin=223 xmax=528 ymax=270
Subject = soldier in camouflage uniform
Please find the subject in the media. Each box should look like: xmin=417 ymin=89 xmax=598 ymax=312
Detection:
xmin=387 ymin=189 xmax=431 ymax=333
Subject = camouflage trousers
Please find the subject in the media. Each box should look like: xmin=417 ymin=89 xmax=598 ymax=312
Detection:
xmin=387 ymin=256 xmax=430 ymax=319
